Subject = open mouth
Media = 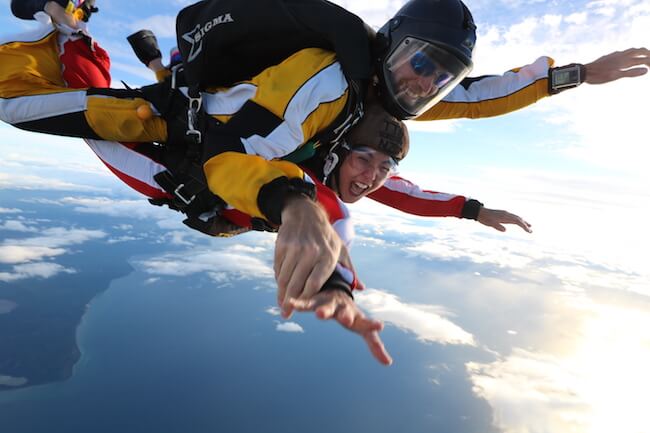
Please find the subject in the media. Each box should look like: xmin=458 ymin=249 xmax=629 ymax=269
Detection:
xmin=350 ymin=181 xmax=370 ymax=197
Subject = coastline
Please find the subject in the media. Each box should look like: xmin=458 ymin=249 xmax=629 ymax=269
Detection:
xmin=0 ymin=263 xmax=134 ymax=392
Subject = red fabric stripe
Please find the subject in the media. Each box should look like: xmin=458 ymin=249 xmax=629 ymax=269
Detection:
xmin=221 ymin=208 xmax=253 ymax=228
xmin=101 ymin=160 xmax=170 ymax=200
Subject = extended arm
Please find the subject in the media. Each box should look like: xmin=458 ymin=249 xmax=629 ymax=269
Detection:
xmin=417 ymin=47 xmax=649 ymax=121
xmin=369 ymin=175 xmax=531 ymax=233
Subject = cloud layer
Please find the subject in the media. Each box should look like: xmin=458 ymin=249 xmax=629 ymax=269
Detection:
xmin=357 ymin=289 xmax=476 ymax=346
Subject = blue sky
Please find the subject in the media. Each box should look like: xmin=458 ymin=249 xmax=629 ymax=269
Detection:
xmin=1 ymin=1 xmax=649 ymax=432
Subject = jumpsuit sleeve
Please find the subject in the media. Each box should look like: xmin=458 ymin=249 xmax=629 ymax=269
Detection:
xmin=417 ymin=56 xmax=555 ymax=120
xmin=368 ymin=175 xmax=479 ymax=219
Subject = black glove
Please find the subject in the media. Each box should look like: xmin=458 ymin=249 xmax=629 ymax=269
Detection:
xmin=127 ymin=29 xmax=162 ymax=67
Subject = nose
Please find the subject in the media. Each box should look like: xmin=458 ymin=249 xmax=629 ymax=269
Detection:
xmin=359 ymin=166 xmax=377 ymax=184
xmin=415 ymin=74 xmax=438 ymax=96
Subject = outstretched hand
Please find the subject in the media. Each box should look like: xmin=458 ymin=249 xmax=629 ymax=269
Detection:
xmin=275 ymin=196 xmax=342 ymax=318
xmin=289 ymin=291 xmax=393 ymax=366
xmin=584 ymin=47 xmax=650 ymax=85
xmin=477 ymin=207 xmax=532 ymax=233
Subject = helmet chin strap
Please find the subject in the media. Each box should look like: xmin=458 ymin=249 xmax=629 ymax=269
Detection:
xmin=322 ymin=152 xmax=340 ymax=185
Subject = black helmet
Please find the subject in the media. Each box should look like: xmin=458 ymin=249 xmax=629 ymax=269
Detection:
xmin=346 ymin=103 xmax=409 ymax=162
xmin=375 ymin=0 xmax=477 ymax=119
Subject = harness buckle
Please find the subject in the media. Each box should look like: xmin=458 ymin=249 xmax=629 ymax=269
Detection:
xmin=186 ymin=95 xmax=203 ymax=144
xmin=174 ymin=184 xmax=196 ymax=205
xmin=170 ymin=63 xmax=183 ymax=89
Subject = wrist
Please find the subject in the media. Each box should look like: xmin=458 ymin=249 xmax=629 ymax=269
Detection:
xmin=461 ymin=199 xmax=483 ymax=220
xmin=44 ymin=1 xmax=77 ymax=26
xmin=319 ymin=270 xmax=354 ymax=299
xmin=147 ymin=58 xmax=165 ymax=73
xmin=548 ymin=63 xmax=587 ymax=94
xmin=258 ymin=177 xmax=317 ymax=225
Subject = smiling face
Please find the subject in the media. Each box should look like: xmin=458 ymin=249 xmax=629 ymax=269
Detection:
xmin=335 ymin=147 xmax=396 ymax=203
xmin=380 ymin=38 xmax=472 ymax=117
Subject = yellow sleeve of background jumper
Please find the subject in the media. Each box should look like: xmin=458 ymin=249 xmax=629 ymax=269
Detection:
xmin=85 ymin=96 xmax=168 ymax=142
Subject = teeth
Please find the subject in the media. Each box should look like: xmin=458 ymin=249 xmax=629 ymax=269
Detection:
xmin=350 ymin=181 xmax=369 ymax=197
xmin=353 ymin=182 xmax=369 ymax=190
xmin=406 ymin=87 xmax=422 ymax=99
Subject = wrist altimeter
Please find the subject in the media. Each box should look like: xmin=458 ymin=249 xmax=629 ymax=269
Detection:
xmin=549 ymin=63 xmax=586 ymax=94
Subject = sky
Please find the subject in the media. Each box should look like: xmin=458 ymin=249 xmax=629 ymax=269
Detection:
xmin=0 ymin=1 xmax=649 ymax=432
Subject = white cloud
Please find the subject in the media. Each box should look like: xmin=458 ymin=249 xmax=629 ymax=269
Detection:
xmin=0 ymin=208 xmax=21 ymax=214
xmin=0 ymin=172 xmax=104 ymax=192
xmin=472 ymin=2 xmax=650 ymax=176
xmin=207 ymin=272 xmax=230 ymax=284
xmin=0 ymin=262 xmax=75 ymax=282
xmin=106 ymin=236 xmax=139 ymax=244
xmin=276 ymin=321 xmax=305 ymax=333
xmin=0 ymin=220 xmax=36 ymax=232
xmin=351 ymin=165 xmax=650 ymax=298
xmin=137 ymin=246 xmax=274 ymax=280
xmin=266 ymin=306 xmax=281 ymax=316
xmin=164 ymin=230 xmax=195 ymax=246
xmin=0 ymin=226 xmax=106 ymax=284
xmin=356 ymin=289 xmax=476 ymax=346
xmin=11 ymin=227 xmax=106 ymax=249
xmin=541 ymin=14 xmax=562 ymax=27
xmin=0 ymin=148 xmax=106 ymax=177
xmin=0 ymin=246 xmax=65 ymax=264
xmin=0 ymin=375 xmax=28 ymax=387
xmin=52 ymin=196 xmax=169 ymax=220
xmin=565 ymin=12 xmax=588 ymax=25
xmin=467 ymin=301 xmax=650 ymax=433
xmin=113 ymin=224 xmax=133 ymax=231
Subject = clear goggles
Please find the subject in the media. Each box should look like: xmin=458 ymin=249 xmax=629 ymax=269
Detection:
xmin=383 ymin=37 xmax=473 ymax=117
xmin=344 ymin=144 xmax=398 ymax=180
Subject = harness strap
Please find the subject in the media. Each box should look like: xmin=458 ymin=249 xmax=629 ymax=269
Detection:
xmin=152 ymin=163 xmax=225 ymax=215
xmin=183 ymin=213 xmax=251 ymax=237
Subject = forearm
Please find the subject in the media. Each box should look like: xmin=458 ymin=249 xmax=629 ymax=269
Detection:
xmin=368 ymin=177 xmax=482 ymax=219
xmin=204 ymin=152 xmax=309 ymax=223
